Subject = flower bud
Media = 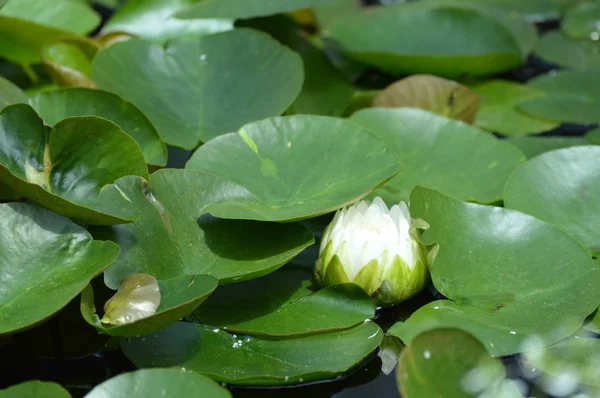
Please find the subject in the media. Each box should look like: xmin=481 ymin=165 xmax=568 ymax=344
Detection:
xmin=315 ymin=197 xmax=429 ymax=306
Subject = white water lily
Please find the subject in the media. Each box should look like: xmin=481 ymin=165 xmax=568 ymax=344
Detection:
xmin=315 ymin=197 xmax=429 ymax=306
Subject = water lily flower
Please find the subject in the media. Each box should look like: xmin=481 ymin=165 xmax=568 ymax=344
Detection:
xmin=315 ymin=197 xmax=429 ymax=306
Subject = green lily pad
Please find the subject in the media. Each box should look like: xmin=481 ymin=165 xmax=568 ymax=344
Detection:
xmin=41 ymin=42 xmax=95 ymax=88
xmin=81 ymin=274 xmax=218 ymax=337
xmin=193 ymin=268 xmax=374 ymax=336
xmin=101 ymin=274 xmax=162 ymax=325
xmin=472 ymin=80 xmax=559 ymax=136
xmin=175 ymin=0 xmax=321 ymax=20
xmin=102 ymin=0 xmax=233 ymax=44
xmin=388 ymin=187 xmax=599 ymax=356
xmin=421 ymin=0 xmax=564 ymax=22
xmin=0 ymin=76 xmax=27 ymax=109
xmin=122 ymin=321 xmax=383 ymax=385
xmin=507 ymin=136 xmax=592 ymax=158
xmin=95 ymin=169 xmax=314 ymax=289
xmin=563 ymin=2 xmax=600 ymax=40
xmin=0 ymin=381 xmax=71 ymax=398
xmin=0 ymin=0 xmax=99 ymax=67
xmin=349 ymin=108 xmax=525 ymax=204
xmin=92 ymin=29 xmax=304 ymax=149
xmin=28 ymin=88 xmax=168 ymax=166
xmin=0 ymin=104 xmax=148 ymax=225
xmin=522 ymin=338 xmax=600 ymax=388
xmin=372 ymin=75 xmax=480 ymax=124
xmin=85 ymin=369 xmax=232 ymax=398
xmin=518 ymin=71 xmax=600 ymax=124
xmin=398 ymin=329 xmax=523 ymax=398
xmin=185 ymin=115 xmax=401 ymax=221
xmin=534 ymin=31 xmax=600 ymax=71
xmin=504 ymin=146 xmax=600 ymax=252
xmin=588 ymin=127 xmax=600 ymax=144
xmin=0 ymin=202 xmax=119 ymax=335
xmin=322 ymin=2 xmax=523 ymax=77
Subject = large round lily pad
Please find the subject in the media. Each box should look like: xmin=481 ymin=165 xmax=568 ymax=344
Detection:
xmin=534 ymin=31 xmax=600 ymax=71
xmin=0 ymin=202 xmax=119 ymax=335
xmin=92 ymin=28 xmax=304 ymax=149
xmin=472 ymin=80 xmax=559 ymax=136
xmin=85 ymin=369 xmax=232 ymax=398
xmin=504 ymin=146 xmax=600 ymax=253
xmin=0 ymin=381 xmax=71 ymax=398
xmin=193 ymin=268 xmax=375 ymax=336
xmin=350 ymin=108 xmax=525 ymax=204
xmin=398 ymin=329 xmax=522 ymax=398
xmin=518 ymin=71 xmax=600 ymax=124
xmin=101 ymin=0 xmax=233 ymax=44
xmin=29 ymin=88 xmax=167 ymax=166
xmin=122 ymin=321 xmax=383 ymax=385
xmin=82 ymin=274 xmax=218 ymax=337
xmin=322 ymin=2 xmax=523 ymax=77
xmin=388 ymin=187 xmax=600 ymax=356
xmin=0 ymin=104 xmax=148 ymax=224
xmin=95 ymin=169 xmax=314 ymax=289
xmin=185 ymin=115 xmax=401 ymax=221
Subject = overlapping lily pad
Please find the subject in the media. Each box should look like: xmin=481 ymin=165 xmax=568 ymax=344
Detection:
xmin=122 ymin=321 xmax=383 ymax=385
xmin=350 ymin=108 xmax=525 ymax=204
xmin=193 ymin=268 xmax=374 ymax=336
xmin=422 ymin=0 xmax=562 ymax=22
xmin=388 ymin=187 xmax=600 ymax=356
xmin=534 ymin=31 xmax=600 ymax=71
xmin=0 ymin=104 xmax=148 ymax=224
xmin=176 ymin=0 xmax=320 ymax=20
xmin=398 ymin=329 xmax=523 ymax=398
xmin=0 ymin=202 xmax=120 ymax=335
xmin=29 ymin=88 xmax=168 ymax=166
xmin=0 ymin=381 xmax=71 ymax=398
xmin=507 ymin=136 xmax=591 ymax=158
xmin=0 ymin=76 xmax=27 ymax=110
xmin=518 ymin=71 xmax=600 ymax=124
xmin=185 ymin=115 xmax=401 ymax=221
xmin=85 ymin=369 xmax=232 ymax=398
xmin=322 ymin=2 xmax=524 ymax=77
xmin=372 ymin=75 xmax=480 ymax=124
xmin=96 ymin=169 xmax=314 ymax=289
xmin=472 ymin=80 xmax=559 ymax=136
xmin=504 ymin=146 xmax=600 ymax=252
xmin=81 ymin=274 xmax=218 ymax=337
xmin=102 ymin=0 xmax=233 ymax=44
xmin=563 ymin=1 xmax=600 ymax=40
xmin=41 ymin=42 xmax=95 ymax=88
xmin=92 ymin=29 xmax=304 ymax=148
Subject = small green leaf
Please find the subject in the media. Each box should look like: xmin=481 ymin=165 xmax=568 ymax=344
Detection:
xmin=122 ymin=321 xmax=383 ymax=385
xmin=85 ymin=369 xmax=232 ymax=398
xmin=0 ymin=202 xmax=119 ymax=336
xmin=0 ymin=381 xmax=71 ymax=398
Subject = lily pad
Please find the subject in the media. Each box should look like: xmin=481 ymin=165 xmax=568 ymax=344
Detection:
xmin=101 ymin=274 xmax=161 ymax=325
xmin=81 ymin=274 xmax=218 ymax=337
xmin=422 ymin=0 xmax=562 ymax=22
xmin=0 ymin=76 xmax=27 ymax=109
xmin=102 ymin=0 xmax=233 ymax=44
xmin=534 ymin=31 xmax=600 ymax=71
xmin=0 ymin=104 xmax=148 ymax=225
xmin=522 ymin=338 xmax=600 ymax=388
xmin=504 ymin=146 xmax=600 ymax=253
xmin=563 ymin=2 xmax=600 ymax=40
xmin=122 ymin=321 xmax=383 ymax=385
xmin=95 ymin=169 xmax=314 ymax=289
xmin=507 ymin=136 xmax=591 ymax=158
xmin=0 ymin=381 xmax=71 ymax=398
xmin=92 ymin=28 xmax=304 ymax=148
xmin=176 ymin=0 xmax=322 ymax=20
xmin=372 ymin=75 xmax=480 ymax=124
xmin=0 ymin=0 xmax=99 ymax=67
xmin=588 ymin=127 xmax=600 ymax=144
xmin=322 ymin=2 xmax=523 ymax=77
xmin=0 ymin=202 xmax=119 ymax=335
xmin=472 ymin=80 xmax=559 ymax=136
xmin=85 ymin=369 xmax=232 ymax=398
xmin=398 ymin=329 xmax=523 ymax=398
xmin=185 ymin=115 xmax=401 ymax=221
xmin=518 ymin=71 xmax=600 ymax=124
xmin=41 ymin=42 xmax=95 ymax=88
xmin=28 ymin=88 xmax=168 ymax=166
xmin=350 ymin=108 xmax=525 ymax=204
xmin=193 ymin=268 xmax=374 ymax=336
xmin=388 ymin=187 xmax=600 ymax=356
